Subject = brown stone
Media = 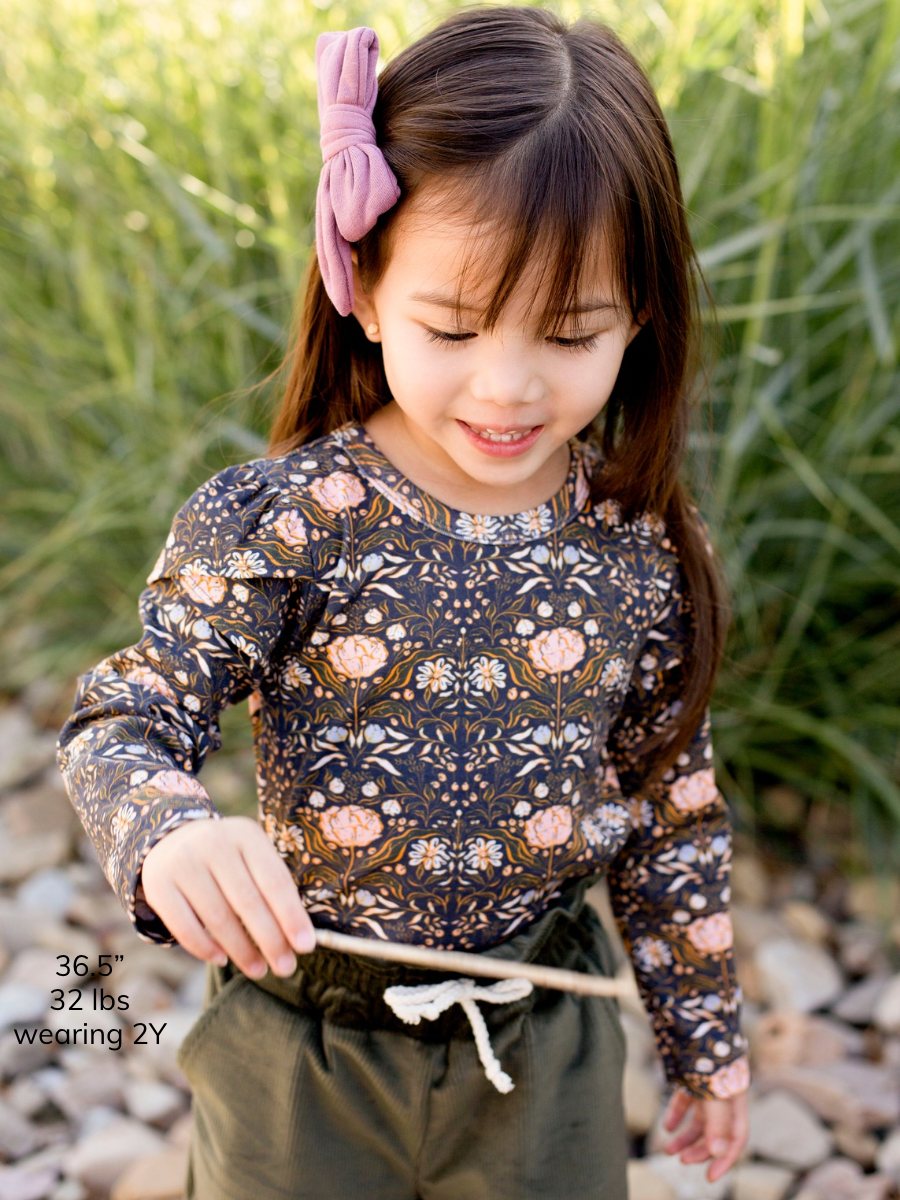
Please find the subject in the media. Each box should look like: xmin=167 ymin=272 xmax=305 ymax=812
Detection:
xmin=110 ymin=1147 xmax=188 ymax=1200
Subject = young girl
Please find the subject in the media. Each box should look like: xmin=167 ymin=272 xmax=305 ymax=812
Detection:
xmin=56 ymin=7 xmax=751 ymax=1197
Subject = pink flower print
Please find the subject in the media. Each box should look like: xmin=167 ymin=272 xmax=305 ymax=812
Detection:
xmin=319 ymin=805 xmax=383 ymax=848
xmin=310 ymin=471 xmax=367 ymax=512
xmin=709 ymin=1055 xmax=751 ymax=1098
xmin=525 ymin=801 xmax=573 ymax=888
xmin=272 ymin=509 xmax=309 ymax=547
xmin=138 ymin=769 xmax=210 ymax=801
xmin=686 ymin=912 xmax=733 ymax=955
xmin=180 ymin=573 xmax=227 ymax=607
xmin=670 ymin=767 xmax=720 ymax=813
xmin=527 ymin=628 xmax=586 ymax=674
xmin=122 ymin=667 xmax=179 ymax=703
xmin=326 ymin=635 xmax=389 ymax=679
xmin=524 ymin=805 xmax=573 ymax=850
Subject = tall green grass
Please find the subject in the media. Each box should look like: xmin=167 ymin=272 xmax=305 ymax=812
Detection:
xmin=1 ymin=0 xmax=898 ymax=870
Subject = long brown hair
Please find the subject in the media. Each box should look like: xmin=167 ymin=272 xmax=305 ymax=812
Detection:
xmin=263 ymin=4 xmax=730 ymax=786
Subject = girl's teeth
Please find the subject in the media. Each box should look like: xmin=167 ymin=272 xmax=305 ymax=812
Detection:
xmin=469 ymin=425 xmax=533 ymax=442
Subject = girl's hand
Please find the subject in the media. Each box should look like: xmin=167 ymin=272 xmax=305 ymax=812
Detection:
xmin=140 ymin=815 xmax=316 ymax=979
xmin=661 ymin=1084 xmax=750 ymax=1184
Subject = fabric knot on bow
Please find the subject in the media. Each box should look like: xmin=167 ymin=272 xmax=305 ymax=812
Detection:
xmin=383 ymin=976 xmax=534 ymax=1094
xmin=315 ymin=27 xmax=402 ymax=317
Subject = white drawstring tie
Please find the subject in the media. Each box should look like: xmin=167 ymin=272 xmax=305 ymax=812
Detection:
xmin=382 ymin=976 xmax=533 ymax=1094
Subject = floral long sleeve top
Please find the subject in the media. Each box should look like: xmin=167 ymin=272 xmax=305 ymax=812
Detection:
xmin=56 ymin=419 xmax=750 ymax=1100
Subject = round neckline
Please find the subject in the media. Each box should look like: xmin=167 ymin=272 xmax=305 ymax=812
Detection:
xmin=335 ymin=420 xmax=596 ymax=545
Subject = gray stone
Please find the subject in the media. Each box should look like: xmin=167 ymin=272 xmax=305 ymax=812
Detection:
xmin=832 ymin=973 xmax=893 ymax=1025
xmin=33 ymin=922 xmax=100 ymax=966
xmin=834 ymin=921 xmax=893 ymax=976
xmin=62 ymin=1115 xmax=167 ymax=1194
xmin=875 ymin=1127 xmax=900 ymax=1184
xmin=626 ymin=1160 xmax=678 ymax=1199
xmin=2 ymin=780 xmax=79 ymax=839
xmin=0 ymin=707 xmax=58 ymax=791
xmin=813 ymin=1058 xmax=900 ymax=1128
xmin=5 ymin=946 xmax=66 ymax=990
xmin=0 ymin=1163 xmax=60 ymax=1200
xmin=754 ymin=938 xmax=844 ymax=1012
xmin=122 ymin=1078 xmax=185 ymax=1127
xmin=0 ymin=981 xmax=48 ymax=1033
xmin=15 ymin=869 xmax=76 ymax=919
xmin=0 ymin=899 xmax=47 ymax=956
xmin=0 ymin=1095 xmax=42 ymax=1158
xmin=731 ymin=1161 xmax=797 ymax=1200
xmin=746 ymin=1090 xmax=833 ymax=1169
xmin=4 ymin=1075 xmax=49 ymax=1119
xmin=0 ymin=1146 xmax=69 ymax=1200
xmin=46 ymin=1056 xmax=127 ymax=1121
xmin=797 ymin=1155 xmax=896 ymax=1199
xmin=639 ymin=1152 xmax=732 ymax=1199
xmin=48 ymin=1180 xmax=88 ymax=1200
xmin=0 ymin=1032 xmax=55 ymax=1080
xmin=872 ymin=973 xmax=900 ymax=1033
xmin=0 ymin=831 xmax=71 ymax=886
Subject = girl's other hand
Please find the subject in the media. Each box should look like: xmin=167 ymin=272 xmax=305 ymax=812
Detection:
xmin=140 ymin=815 xmax=317 ymax=979
xmin=661 ymin=1084 xmax=749 ymax=1183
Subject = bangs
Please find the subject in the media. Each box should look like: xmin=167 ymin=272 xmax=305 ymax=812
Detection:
xmin=391 ymin=117 xmax=638 ymax=340
xmin=395 ymin=132 xmax=639 ymax=341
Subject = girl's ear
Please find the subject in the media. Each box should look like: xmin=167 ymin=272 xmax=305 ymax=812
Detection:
xmin=350 ymin=248 xmax=380 ymax=339
xmin=626 ymin=308 xmax=649 ymax=347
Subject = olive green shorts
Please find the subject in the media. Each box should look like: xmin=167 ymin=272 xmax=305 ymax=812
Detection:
xmin=176 ymin=879 xmax=629 ymax=1200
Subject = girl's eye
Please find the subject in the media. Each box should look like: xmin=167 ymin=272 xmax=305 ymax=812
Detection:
xmin=423 ymin=327 xmax=601 ymax=352
xmin=553 ymin=334 xmax=600 ymax=353
xmin=424 ymin=328 xmax=474 ymax=345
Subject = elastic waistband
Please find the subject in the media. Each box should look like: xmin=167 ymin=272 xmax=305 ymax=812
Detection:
xmin=230 ymin=877 xmax=616 ymax=1042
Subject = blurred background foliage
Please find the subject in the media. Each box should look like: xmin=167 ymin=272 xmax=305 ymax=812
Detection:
xmin=1 ymin=0 xmax=898 ymax=874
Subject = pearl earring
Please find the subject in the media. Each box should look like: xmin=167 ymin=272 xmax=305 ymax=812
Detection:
xmin=367 ymin=322 xmax=380 ymax=336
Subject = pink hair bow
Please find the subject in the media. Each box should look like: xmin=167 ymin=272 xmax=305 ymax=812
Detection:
xmin=315 ymin=27 xmax=402 ymax=317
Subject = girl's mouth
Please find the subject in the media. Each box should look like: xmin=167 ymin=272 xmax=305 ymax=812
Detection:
xmin=457 ymin=421 xmax=544 ymax=457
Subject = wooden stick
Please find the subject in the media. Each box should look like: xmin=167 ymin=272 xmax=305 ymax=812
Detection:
xmin=313 ymin=928 xmax=631 ymax=998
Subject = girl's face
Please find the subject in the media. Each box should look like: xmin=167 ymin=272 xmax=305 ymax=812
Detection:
xmin=351 ymin=192 xmax=641 ymax=511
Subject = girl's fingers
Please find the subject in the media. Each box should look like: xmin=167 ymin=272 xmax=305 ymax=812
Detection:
xmin=707 ymin=1095 xmax=750 ymax=1181
xmin=208 ymin=851 xmax=298 ymax=979
xmin=239 ymin=827 xmax=316 ymax=954
xmin=178 ymin=866 xmax=271 ymax=978
xmin=663 ymin=1110 xmax=704 ymax=1155
xmin=663 ymin=1088 xmax=693 ymax=1130
xmin=146 ymin=880 xmax=229 ymax=966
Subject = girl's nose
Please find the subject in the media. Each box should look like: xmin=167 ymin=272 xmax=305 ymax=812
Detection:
xmin=469 ymin=344 xmax=545 ymax=407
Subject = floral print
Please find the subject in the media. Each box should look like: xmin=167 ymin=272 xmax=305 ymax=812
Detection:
xmin=55 ymin=420 xmax=749 ymax=1100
